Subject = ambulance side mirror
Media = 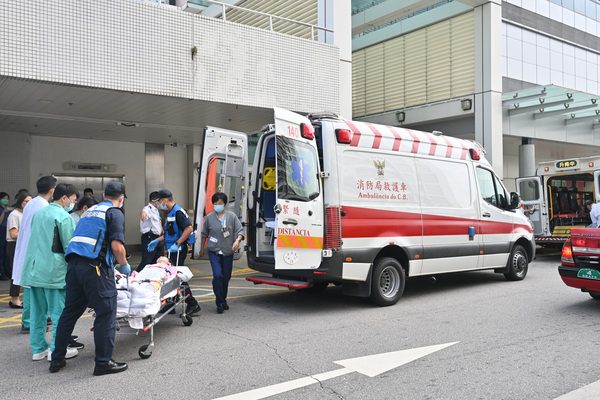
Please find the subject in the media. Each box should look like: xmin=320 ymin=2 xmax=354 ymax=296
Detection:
xmin=509 ymin=192 xmax=520 ymax=210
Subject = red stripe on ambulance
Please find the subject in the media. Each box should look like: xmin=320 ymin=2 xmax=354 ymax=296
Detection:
xmin=365 ymin=123 xmax=383 ymax=149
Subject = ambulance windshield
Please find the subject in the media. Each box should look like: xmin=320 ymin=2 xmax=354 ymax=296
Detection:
xmin=277 ymin=137 xmax=320 ymax=202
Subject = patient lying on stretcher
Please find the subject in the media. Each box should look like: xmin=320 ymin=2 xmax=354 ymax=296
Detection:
xmin=115 ymin=257 xmax=182 ymax=317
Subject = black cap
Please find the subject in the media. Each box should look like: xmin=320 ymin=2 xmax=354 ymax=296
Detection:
xmin=157 ymin=189 xmax=172 ymax=199
xmin=105 ymin=182 xmax=127 ymax=198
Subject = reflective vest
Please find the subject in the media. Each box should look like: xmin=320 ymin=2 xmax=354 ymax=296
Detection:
xmin=66 ymin=201 xmax=115 ymax=265
xmin=164 ymin=204 xmax=194 ymax=246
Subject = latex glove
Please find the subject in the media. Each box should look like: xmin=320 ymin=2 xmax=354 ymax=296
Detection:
xmin=169 ymin=243 xmax=181 ymax=253
xmin=147 ymin=239 xmax=159 ymax=252
xmin=119 ymin=263 xmax=131 ymax=276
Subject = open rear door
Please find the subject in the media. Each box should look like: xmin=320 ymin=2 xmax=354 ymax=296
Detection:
xmin=193 ymin=126 xmax=248 ymax=259
xmin=273 ymin=107 xmax=323 ymax=270
xmin=594 ymin=170 xmax=600 ymax=202
xmin=516 ymin=176 xmax=546 ymax=235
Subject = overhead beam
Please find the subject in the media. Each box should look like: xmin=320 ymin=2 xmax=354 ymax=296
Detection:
xmin=534 ymin=103 xmax=598 ymax=119
xmin=508 ymin=98 xmax=573 ymax=116
xmin=565 ymin=111 xmax=600 ymax=125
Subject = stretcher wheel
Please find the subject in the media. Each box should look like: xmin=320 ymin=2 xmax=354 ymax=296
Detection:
xmin=138 ymin=345 xmax=152 ymax=359
xmin=181 ymin=314 xmax=193 ymax=326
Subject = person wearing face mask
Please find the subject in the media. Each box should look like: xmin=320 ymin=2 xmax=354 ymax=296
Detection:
xmin=146 ymin=189 xmax=201 ymax=316
xmin=13 ymin=176 xmax=57 ymax=334
xmin=137 ymin=191 xmax=162 ymax=272
xmin=50 ymin=182 xmax=130 ymax=375
xmin=21 ymin=183 xmax=79 ymax=362
xmin=199 ymin=192 xmax=245 ymax=314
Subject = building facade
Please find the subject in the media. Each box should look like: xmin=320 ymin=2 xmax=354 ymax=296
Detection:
xmin=351 ymin=0 xmax=600 ymax=190
xmin=0 ymin=0 xmax=350 ymax=244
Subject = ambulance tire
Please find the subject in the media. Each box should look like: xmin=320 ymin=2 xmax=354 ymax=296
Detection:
xmin=503 ymin=244 xmax=528 ymax=281
xmin=370 ymin=257 xmax=405 ymax=306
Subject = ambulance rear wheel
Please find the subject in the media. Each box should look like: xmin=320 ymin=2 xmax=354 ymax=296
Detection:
xmin=504 ymin=245 xmax=528 ymax=281
xmin=370 ymin=257 xmax=405 ymax=306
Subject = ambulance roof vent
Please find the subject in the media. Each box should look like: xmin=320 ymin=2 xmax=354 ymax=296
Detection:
xmin=307 ymin=112 xmax=341 ymax=121
xmin=260 ymin=124 xmax=275 ymax=133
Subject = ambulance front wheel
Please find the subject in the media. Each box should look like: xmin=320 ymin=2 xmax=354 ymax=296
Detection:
xmin=504 ymin=245 xmax=528 ymax=281
xmin=370 ymin=257 xmax=405 ymax=306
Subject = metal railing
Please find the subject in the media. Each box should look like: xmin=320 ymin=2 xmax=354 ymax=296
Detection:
xmin=188 ymin=0 xmax=333 ymax=41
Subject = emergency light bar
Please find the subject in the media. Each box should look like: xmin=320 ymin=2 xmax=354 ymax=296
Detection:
xmin=469 ymin=148 xmax=481 ymax=160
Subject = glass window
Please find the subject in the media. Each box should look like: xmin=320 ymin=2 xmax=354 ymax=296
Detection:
xmin=277 ymin=137 xmax=320 ymax=202
xmin=476 ymin=167 xmax=508 ymax=209
xmin=519 ymin=179 xmax=540 ymax=201
xmin=574 ymin=0 xmax=585 ymax=14
xmin=563 ymin=0 xmax=574 ymax=11
xmin=476 ymin=168 xmax=498 ymax=206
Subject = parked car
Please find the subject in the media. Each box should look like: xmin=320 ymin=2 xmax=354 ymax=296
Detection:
xmin=558 ymin=227 xmax=600 ymax=299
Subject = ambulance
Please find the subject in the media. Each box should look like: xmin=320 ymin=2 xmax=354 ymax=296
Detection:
xmin=194 ymin=108 xmax=535 ymax=306
xmin=516 ymin=156 xmax=600 ymax=245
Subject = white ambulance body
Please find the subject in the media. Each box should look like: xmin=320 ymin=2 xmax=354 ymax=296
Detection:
xmin=517 ymin=156 xmax=600 ymax=245
xmin=194 ymin=108 xmax=535 ymax=306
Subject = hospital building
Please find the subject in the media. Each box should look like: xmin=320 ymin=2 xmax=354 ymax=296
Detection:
xmin=2 ymin=0 xmax=600 ymax=245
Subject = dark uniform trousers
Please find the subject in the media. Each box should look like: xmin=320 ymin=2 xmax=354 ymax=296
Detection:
xmin=138 ymin=232 xmax=160 ymax=272
xmin=53 ymin=256 xmax=117 ymax=365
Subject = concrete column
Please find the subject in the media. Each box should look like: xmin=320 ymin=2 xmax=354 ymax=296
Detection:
xmin=145 ymin=143 xmax=165 ymax=196
xmin=519 ymin=139 xmax=536 ymax=177
xmin=331 ymin=0 xmax=352 ymax=118
xmin=474 ymin=1 xmax=503 ymax=176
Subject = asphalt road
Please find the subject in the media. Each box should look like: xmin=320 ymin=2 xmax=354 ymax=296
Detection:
xmin=1 ymin=249 xmax=599 ymax=399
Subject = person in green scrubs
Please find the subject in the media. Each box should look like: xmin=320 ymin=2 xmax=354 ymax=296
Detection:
xmin=21 ymin=183 xmax=79 ymax=361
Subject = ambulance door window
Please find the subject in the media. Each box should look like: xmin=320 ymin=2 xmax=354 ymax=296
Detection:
xmin=277 ymin=137 xmax=320 ymax=202
xmin=476 ymin=167 xmax=507 ymax=209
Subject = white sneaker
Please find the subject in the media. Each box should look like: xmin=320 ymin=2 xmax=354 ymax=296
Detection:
xmin=47 ymin=347 xmax=79 ymax=361
xmin=32 ymin=349 xmax=49 ymax=361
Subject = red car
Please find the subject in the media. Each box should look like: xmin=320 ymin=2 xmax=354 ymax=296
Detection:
xmin=559 ymin=228 xmax=600 ymax=299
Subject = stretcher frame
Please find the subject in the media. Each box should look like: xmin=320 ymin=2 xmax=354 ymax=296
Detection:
xmin=114 ymin=261 xmax=194 ymax=359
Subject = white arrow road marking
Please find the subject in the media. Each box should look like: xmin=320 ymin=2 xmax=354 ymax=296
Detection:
xmin=213 ymin=342 xmax=459 ymax=400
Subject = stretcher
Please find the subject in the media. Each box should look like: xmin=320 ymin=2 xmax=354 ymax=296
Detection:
xmin=113 ymin=262 xmax=194 ymax=359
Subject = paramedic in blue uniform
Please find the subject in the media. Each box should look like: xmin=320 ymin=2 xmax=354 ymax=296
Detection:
xmin=49 ymin=182 xmax=131 ymax=376
xmin=147 ymin=189 xmax=201 ymax=315
xmin=137 ymin=191 xmax=162 ymax=272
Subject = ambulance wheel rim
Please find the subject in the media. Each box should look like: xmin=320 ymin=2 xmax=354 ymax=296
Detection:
xmin=512 ymin=251 xmax=527 ymax=275
xmin=379 ymin=265 xmax=400 ymax=298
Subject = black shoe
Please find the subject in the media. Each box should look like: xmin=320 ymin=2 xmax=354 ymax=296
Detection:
xmin=20 ymin=324 xmax=30 ymax=334
xmin=93 ymin=360 xmax=128 ymax=376
xmin=9 ymin=301 xmax=23 ymax=309
xmin=49 ymin=359 xmax=66 ymax=373
xmin=68 ymin=340 xmax=85 ymax=350
xmin=217 ymin=305 xmax=224 ymax=314
xmin=188 ymin=304 xmax=201 ymax=316
xmin=71 ymin=335 xmax=78 ymax=341
xmin=222 ymin=304 xmax=229 ymax=311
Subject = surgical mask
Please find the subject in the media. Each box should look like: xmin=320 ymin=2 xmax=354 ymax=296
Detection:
xmin=157 ymin=202 xmax=168 ymax=210
xmin=0 ymin=199 xmax=8 ymax=206
xmin=214 ymin=204 xmax=225 ymax=213
xmin=64 ymin=202 xmax=74 ymax=212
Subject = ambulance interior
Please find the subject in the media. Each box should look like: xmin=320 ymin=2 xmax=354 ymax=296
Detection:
xmin=546 ymin=173 xmax=593 ymax=231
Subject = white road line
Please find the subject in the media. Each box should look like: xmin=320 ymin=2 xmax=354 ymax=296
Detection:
xmin=555 ymin=379 xmax=600 ymax=399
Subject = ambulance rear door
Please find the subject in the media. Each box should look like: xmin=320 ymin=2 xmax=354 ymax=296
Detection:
xmin=193 ymin=126 xmax=248 ymax=259
xmin=594 ymin=170 xmax=600 ymax=201
xmin=516 ymin=176 xmax=546 ymax=235
xmin=273 ymin=107 xmax=324 ymax=270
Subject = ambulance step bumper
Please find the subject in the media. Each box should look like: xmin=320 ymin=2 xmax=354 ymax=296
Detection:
xmin=246 ymin=275 xmax=310 ymax=289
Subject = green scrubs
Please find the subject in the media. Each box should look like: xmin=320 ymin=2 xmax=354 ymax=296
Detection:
xmin=21 ymin=203 xmax=75 ymax=354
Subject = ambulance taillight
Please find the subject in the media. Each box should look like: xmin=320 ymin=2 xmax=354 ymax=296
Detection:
xmin=324 ymin=206 xmax=342 ymax=249
xmin=335 ymin=129 xmax=352 ymax=144
xmin=300 ymin=123 xmax=315 ymax=140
